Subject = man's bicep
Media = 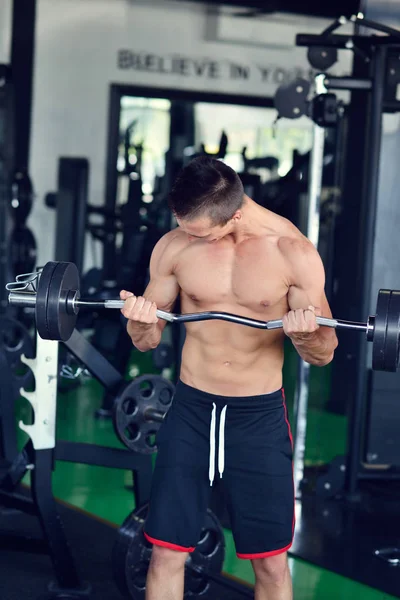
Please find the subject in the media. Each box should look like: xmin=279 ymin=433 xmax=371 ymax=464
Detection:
xmin=287 ymin=242 xmax=332 ymax=317
xmin=143 ymin=273 xmax=180 ymax=312
xmin=143 ymin=235 xmax=180 ymax=312
xmin=288 ymin=284 xmax=332 ymax=318
xmin=122 ymin=232 xmax=181 ymax=339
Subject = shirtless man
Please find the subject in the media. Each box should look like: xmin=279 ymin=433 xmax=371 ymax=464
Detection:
xmin=121 ymin=156 xmax=338 ymax=600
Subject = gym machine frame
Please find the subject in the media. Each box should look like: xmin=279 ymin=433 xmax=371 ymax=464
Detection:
xmin=0 ymin=327 xmax=154 ymax=599
xmin=0 ymin=336 xmax=87 ymax=596
xmin=55 ymin=328 xmax=153 ymax=498
xmin=294 ymin=14 xmax=400 ymax=497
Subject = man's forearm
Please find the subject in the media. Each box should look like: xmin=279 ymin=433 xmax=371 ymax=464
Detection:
xmin=127 ymin=321 xmax=162 ymax=352
xmin=291 ymin=329 xmax=338 ymax=367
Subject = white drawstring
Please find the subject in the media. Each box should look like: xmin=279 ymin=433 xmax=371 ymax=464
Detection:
xmin=209 ymin=403 xmax=217 ymax=486
xmin=218 ymin=406 xmax=227 ymax=479
xmin=209 ymin=404 xmax=228 ymax=486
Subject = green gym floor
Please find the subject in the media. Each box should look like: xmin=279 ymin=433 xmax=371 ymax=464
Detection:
xmin=16 ymin=342 xmax=396 ymax=600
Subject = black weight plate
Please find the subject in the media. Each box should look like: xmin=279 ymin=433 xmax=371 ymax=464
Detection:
xmin=9 ymin=170 xmax=34 ymax=224
xmin=80 ymin=267 xmax=102 ymax=297
xmin=152 ymin=342 xmax=174 ymax=370
xmin=185 ymin=509 xmax=225 ymax=598
xmin=0 ymin=317 xmax=34 ymax=365
xmin=315 ymin=455 xmax=346 ymax=499
xmin=9 ymin=226 xmax=37 ymax=277
xmin=307 ymin=46 xmax=338 ymax=71
xmin=113 ymin=375 xmax=175 ymax=455
xmin=274 ymin=78 xmax=310 ymax=120
xmin=372 ymin=290 xmax=392 ymax=371
xmin=113 ymin=504 xmax=150 ymax=599
xmin=112 ymin=504 xmax=225 ymax=600
xmin=382 ymin=290 xmax=400 ymax=372
xmin=0 ymin=317 xmax=35 ymax=393
xmin=46 ymin=262 xmax=79 ymax=341
xmin=36 ymin=261 xmax=58 ymax=340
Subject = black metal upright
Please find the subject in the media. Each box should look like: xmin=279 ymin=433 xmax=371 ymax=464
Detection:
xmin=30 ymin=447 xmax=83 ymax=592
xmin=11 ymin=0 xmax=36 ymax=171
xmin=345 ymin=45 xmax=387 ymax=495
xmin=296 ymin=20 xmax=400 ymax=497
xmin=0 ymin=66 xmax=15 ymax=314
xmin=103 ymin=86 xmax=121 ymax=285
xmin=0 ymin=349 xmax=18 ymax=461
xmin=53 ymin=158 xmax=89 ymax=274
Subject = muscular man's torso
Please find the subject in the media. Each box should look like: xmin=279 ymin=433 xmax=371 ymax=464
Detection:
xmin=168 ymin=210 xmax=303 ymax=396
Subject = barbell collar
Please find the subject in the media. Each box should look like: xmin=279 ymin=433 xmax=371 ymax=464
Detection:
xmin=66 ymin=290 xmax=80 ymax=315
xmin=8 ymin=291 xmax=36 ymax=307
xmin=366 ymin=316 xmax=375 ymax=341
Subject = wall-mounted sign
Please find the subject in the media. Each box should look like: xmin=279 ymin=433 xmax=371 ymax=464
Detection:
xmin=118 ymin=50 xmax=314 ymax=86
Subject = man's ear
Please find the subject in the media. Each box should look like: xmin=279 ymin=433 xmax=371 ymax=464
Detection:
xmin=231 ymin=210 xmax=242 ymax=223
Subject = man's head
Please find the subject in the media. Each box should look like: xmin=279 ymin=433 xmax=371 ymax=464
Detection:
xmin=168 ymin=156 xmax=244 ymax=242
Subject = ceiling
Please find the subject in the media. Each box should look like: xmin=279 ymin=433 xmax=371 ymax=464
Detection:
xmin=171 ymin=0 xmax=362 ymax=19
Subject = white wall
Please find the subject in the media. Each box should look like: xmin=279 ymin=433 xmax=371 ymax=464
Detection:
xmin=30 ymin=0 xmax=353 ymax=267
xmin=0 ymin=0 xmax=12 ymax=64
xmin=365 ymin=0 xmax=400 ymax=26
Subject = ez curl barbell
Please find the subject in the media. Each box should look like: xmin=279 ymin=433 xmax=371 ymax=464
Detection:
xmin=6 ymin=260 xmax=400 ymax=372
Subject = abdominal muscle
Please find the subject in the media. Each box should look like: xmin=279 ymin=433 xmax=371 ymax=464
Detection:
xmin=179 ymin=321 xmax=285 ymax=397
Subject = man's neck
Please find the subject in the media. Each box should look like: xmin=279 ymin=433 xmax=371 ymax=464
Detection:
xmin=231 ymin=197 xmax=269 ymax=243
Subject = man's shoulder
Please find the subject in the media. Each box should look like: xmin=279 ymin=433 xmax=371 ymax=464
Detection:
xmin=261 ymin=209 xmax=310 ymax=256
xmin=157 ymin=227 xmax=188 ymax=254
xmin=151 ymin=228 xmax=188 ymax=270
xmin=272 ymin=214 xmax=317 ymax=265
xmin=276 ymin=228 xmax=323 ymax=283
xmin=277 ymin=232 xmax=313 ymax=258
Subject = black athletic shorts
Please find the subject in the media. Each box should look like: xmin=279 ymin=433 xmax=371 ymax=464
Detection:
xmin=144 ymin=380 xmax=294 ymax=559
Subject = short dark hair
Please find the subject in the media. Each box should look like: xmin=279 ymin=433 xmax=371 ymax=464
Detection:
xmin=168 ymin=156 xmax=244 ymax=226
